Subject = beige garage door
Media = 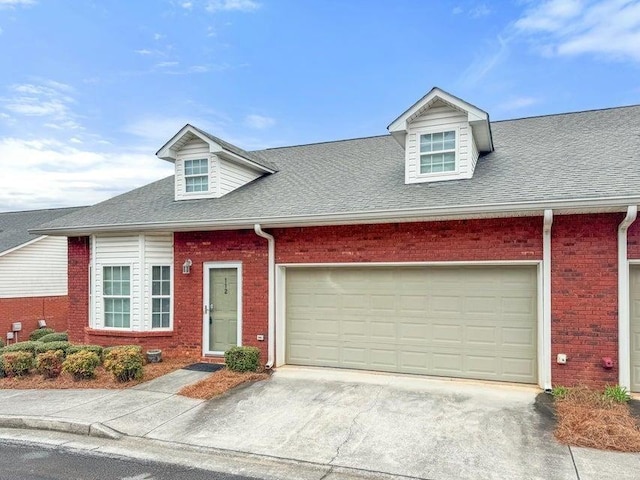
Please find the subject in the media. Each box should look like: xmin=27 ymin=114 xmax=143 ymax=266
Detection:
xmin=630 ymin=266 xmax=640 ymax=392
xmin=286 ymin=266 xmax=537 ymax=383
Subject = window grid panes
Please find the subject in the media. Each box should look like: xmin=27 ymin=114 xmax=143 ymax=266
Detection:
xmin=184 ymin=158 xmax=209 ymax=192
xmin=103 ymin=266 xmax=131 ymax=328
xmin=420 ymin=131 xmax=456 ymax=174
xmin=151 ymin=266 xmax=171 ymax=329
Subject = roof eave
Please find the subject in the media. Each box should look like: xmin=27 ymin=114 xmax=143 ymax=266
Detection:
xmin=30 ymin=196 xmax=638 ymax=237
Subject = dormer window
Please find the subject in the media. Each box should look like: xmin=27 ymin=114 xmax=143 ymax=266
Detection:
xmin=420 ymin=130 xmax=456 ymax=174
xmin=184 ymin=158 xmax=209 ymax=193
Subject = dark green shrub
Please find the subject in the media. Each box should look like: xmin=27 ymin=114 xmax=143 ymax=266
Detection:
xmin=0 ymin=338 xmax=4 ymax=348
xmin=67 ymin=344 xmax=104 ymax=358
xmin=62 ymin=351 xmax=101 ymax=380
xmin=2 ymin=341 xmax=41 ymax=355
xmin=0 ymin=356 xmax=5 ymax=378
xmin=39 ymin=332 xmax=68 ymax=343
xmin=103 ymin=347 xmax=144 ymax=382
xmin=29 ymin=327 xmax=55 ymax=341
xmin=224 ymin=346 xmax=261 ymax=372
xmin=35 ymin=341 xmax=71 ymax=355
xmin=36 ymin=350 xmax=65 ymax=378
xmin=2 ymin=351 xmax=35 ymax=377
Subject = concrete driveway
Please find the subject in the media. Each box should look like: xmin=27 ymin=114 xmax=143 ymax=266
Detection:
xmin=139 ymin=367 xmax=637 ymax=480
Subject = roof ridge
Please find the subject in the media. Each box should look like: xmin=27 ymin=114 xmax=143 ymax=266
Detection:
xmin=259 ymin=134 xmax=391 ymax=151
xmin=492 ymin=103 xmax=640 ymax=124
xmin=0 ymin=205 xmax=87 ymax=215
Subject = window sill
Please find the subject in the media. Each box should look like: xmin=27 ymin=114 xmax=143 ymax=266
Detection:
xmin=84 ymin=327 xmax=174 ymax=338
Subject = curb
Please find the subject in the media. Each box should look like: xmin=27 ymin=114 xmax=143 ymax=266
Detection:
xmin=0 ymin=415 xmax=122 ymax=439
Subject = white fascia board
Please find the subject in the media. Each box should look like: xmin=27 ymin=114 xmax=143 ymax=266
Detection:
xmin=0 ymin=235 xmax=48 ymax=258
xmin=156 ymin=125 xmax=220 ymax=162
xmin=219 ymin=150 xmax=276 ymax=174
xmin=388 ymin=87 xmax=488 ymax=133
xmin=31 ymin=196 xmax=640 ymax=236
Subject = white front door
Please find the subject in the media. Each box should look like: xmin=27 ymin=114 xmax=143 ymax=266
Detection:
xmin=203 ymin=263 xmax=242 ymax=355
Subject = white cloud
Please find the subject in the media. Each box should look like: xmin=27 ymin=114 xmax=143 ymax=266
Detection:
xmin=180 ymin=1 xmax=193 ymax=9
xmin=452 ymin=6 xmax=463 ymax=15
xmin=153 ymin=33 xmax=165 ymax=41
xmin=515 ymin=0 xmax=640 ymax=62
xmin=1 ymin=81 xmax=80 ymax=128
xmin=469 ymin=4 xmax=491 ymax=18
xmin=0 ymin=0 xmax=35 ymax=8
xmin=134 ymin=49 xmax=153 ymax=55
xmin=155 ymin=61 xmax=179 ymax=68
xmin=0 ymin=137 xmax=173 ymax=211
xmin=206 ymin=0 xmax=260 ymax=13
xmin=244 ymin=114 xmax=275 ymax=129
xmin=496 ymin=96 xmax=540 ymax=111
xmin=457 ymin=35 xmax=510 ymax=87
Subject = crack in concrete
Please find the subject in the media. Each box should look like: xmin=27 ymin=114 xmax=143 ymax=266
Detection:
xmin=327 ymin=386 xmax=384 ymax=466
xmin=568 ymin=445 xmax=581 ymax=480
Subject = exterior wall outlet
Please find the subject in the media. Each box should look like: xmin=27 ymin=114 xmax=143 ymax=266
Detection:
xmin=11 ymin=322 xmax=22 ymax=332
xmin=6 ymin=332 xmax=14 ymax=340
xmin=557 ymin=353 xmax=567 ymax=364
xmin=256 ymin=334 xmax=265 ymax=341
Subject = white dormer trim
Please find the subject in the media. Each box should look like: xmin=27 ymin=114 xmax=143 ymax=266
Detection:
xmin=388 ymin=87 xmax=493 ymax=153
xmin=156 ymin=124 xmax=275 ymax=174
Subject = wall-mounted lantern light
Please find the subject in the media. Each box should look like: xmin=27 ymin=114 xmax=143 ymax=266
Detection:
xmin=182 ymin=259 xmax=193 ymax=275
xmin=38 ymin=319 xmax=47 ymax=328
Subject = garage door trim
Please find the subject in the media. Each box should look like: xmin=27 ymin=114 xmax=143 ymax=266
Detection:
xmin=275 ymin=261 xmax=544 ymax=387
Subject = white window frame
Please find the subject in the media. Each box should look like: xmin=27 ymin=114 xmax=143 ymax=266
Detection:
xmin=184 ymin=158 xmax=210 ymax=193
xmin=102 ymin=264 xmax=132 ymax=330
xmin=416 ymin=127 xmax=460 ymax=177
xmin=150 ymin=264 xmax=173 ymax=330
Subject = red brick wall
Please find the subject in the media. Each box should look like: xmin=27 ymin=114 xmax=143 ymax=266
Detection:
xmin=273 ymin=218 xmax=542 ymax=263
xmin=0 ymin=296 xmax=68 ymax=343
xmin=550 ymin=214 xmax=621 ymax=388
xmin=67 ymin=236 xmax=89 ymax=344
xmin=63 ymin=214 xmax=631 ymax=387
xmin=172 ymin=230 xmax=269 ymax=359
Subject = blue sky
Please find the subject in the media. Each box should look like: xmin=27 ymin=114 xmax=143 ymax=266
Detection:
xmin=0 ymin=0 xmax=639 ymax=212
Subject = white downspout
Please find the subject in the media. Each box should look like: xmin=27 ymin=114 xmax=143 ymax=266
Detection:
xmin=254 ymin=224 xmax=275 ymax=369
xmin=618 ymin=206 xmax=637 ymax=390
xmin=542 ymin=209 xmax=553 ymax=391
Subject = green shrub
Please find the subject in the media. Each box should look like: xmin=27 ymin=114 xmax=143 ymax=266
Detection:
xmin=35 ymin=341 xmax=71 ymax=355
xmin=2 ymin=341 xmax=42 ymax=355
xmin=0 ymin=356 xmax=5 ymax=378
xmin=224 ymin=346 xmax=261 ymax=373
xmin=39 ymin=332 xmax=68 ymax=343
xmin=67 ymin=344 xmax=104 ymax=358
xmin=102 ymin=345 xmax=142 ymax=361
xmin=0 ymin=338 xmax=4 ymax=348
xmin=62 ymin=351 xmax=101 ymax=380
xmin=36 ymin=350 xmax=65 ymax=378
xmin=29 ymin=327 xmax=55 ymax=341
xmin=2 ymin=351 xmax=35 ymax=377
xmin=603 ymin=385 xmax=631 ymax=403
xmin=103 ymin=347 xmax=144 ymax=382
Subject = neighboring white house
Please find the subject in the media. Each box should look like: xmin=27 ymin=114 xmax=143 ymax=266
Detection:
xmin=0 ymin=206 xmax=84 ymax=338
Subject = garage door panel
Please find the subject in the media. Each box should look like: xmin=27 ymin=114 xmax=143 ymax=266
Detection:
xmin=629 ymin=266 xmax=640 ymax=392
xmin=286 ymin=266 xmax=537 ymax=384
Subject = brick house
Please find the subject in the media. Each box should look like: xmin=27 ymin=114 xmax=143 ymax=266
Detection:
xmin=0 ymin=207 xmax=83 ymax=340
xmin=34 ymin=88 xmax=640 ymax=391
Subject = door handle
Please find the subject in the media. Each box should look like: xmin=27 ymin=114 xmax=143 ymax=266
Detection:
xmin=204 ymin=304 xmax=214 ymax=314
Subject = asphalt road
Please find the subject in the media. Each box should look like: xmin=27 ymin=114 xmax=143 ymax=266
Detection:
xmin=0 ymin=441 xmax=259 ymax=480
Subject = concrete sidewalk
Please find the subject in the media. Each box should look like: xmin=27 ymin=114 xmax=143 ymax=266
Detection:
xmin=0 ymin=366 xmax=639 ymax=480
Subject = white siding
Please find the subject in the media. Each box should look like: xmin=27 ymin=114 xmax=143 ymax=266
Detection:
xmin=173 ymin=137 xmax=265 ymax=200
xmin=219 ymin=158 xmax=262 ymax=196
xmin=92 ymin=233 xmax=173 ymax=331
xmin=175 ymin=138 xmax=217 ymax=201
xmin=0 ymin=236 xmax=68 ymax=298
xmin=142 ymin=234 xmax=174 ymax=330
xmin=405 ymin=104 xmax=477 ymax=184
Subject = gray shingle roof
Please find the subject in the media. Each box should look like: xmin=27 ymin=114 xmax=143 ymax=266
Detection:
xmin=34 ymin=105 xmax=640 ymax=234
xmin=189 ymin=125 xmax=278 ymax=172
xmin=0 ymin=206 xmax=85 ymax=253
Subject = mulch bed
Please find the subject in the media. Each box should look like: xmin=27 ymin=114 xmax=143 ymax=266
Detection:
xmin=178 ymin=368 xmax=270 ymax=400
xmin=0 ymin=357 xmax=193 ymax=390
xmin=536 ymin=389 xmax=640 ymax=452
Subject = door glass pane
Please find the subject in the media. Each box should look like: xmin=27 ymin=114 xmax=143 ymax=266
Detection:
xmin=208 ymin=268 xmax=238 ymax=352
